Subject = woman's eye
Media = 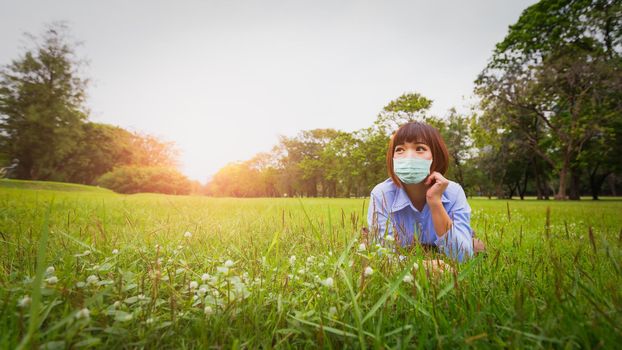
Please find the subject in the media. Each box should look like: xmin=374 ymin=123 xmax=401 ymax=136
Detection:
xmin=395 ymin=147 xmax=404 ymax=152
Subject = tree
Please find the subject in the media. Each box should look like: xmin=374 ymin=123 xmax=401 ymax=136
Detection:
xmin=59 ymin=122 xmax=134 ymax=184
xmin=476 ymin=0 xmax=622 ymax=199
xmin=0 ymin=22 xmax=89 ymax=180
xmin=375 ymin=92 xmax=433 ymax=132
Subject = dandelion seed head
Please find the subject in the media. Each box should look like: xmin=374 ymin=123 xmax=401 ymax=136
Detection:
xmin=403 ymin=274 xmax=414 ymax=283
xmin=86 ymin=275 xmax=99 ymax=285
xmin=112 ymin=249 xmax=119 ymax=255
xmin=201 ymin=273 xmax=210 ymax=281
xmin=204 ymin=306 xmax=213 ymax=315
xmin=46 ymin=276 xmax=58 ymax=285
xmin=224 ymin=260 xmax=234 ymax=268
xmin=198 ymin=287 xmax=207 ymax=296
xmin=189 ymin=281 xmax=198 ymax=289
xmin=46 ymin=266 xmax=55 ymax=275
xmin=321 ymin=277 xmax=334 ymax=288
xmin=184 ymin=231 xmax=192 ymax=238
xmin=289 ymin=255 xmax=296 ymax=265
xmin=18 ymin=295 xmax=31 ymax=308
xmin=75 ymin=308 xmax=90 ymax=320
xmin=364 ymin=266 xmax=374 ymax=277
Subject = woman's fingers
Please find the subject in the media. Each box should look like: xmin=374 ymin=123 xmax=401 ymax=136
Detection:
xmin=425 ymin=171 xmax=440 ymax=186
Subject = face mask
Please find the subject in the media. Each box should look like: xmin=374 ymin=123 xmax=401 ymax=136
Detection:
xmin=393 ymin=157 xmax=432 ymax=184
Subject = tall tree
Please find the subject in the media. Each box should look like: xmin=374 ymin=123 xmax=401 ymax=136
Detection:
xmin=476 ymin=0 xmax=622 ymax=199
xmin=0 ymin=22 xmax=89 ymax=180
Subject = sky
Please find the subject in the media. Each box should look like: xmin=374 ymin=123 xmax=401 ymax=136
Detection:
xmin=0 ymin=0 xmax=537 ymax=182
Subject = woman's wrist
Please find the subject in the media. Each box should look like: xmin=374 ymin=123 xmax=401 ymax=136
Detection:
xmin=427 ymin=197 xmax=443 ymax=208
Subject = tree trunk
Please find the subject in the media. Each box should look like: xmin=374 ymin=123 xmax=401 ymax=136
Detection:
xmin=555 ymin=156 xmax=570 ymax=200
xmin=568 ymin=166 xmax=581 ymax=200
xmin=519 ymin=167 xmax=529 ymax=200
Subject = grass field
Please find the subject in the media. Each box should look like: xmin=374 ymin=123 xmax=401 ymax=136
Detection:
xmin=1 ymin=179 xmax=621 ymax=349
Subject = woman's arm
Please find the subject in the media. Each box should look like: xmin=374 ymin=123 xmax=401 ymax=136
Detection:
xmin=426 ymin=172 xmax=474 ymax=262
xmin=428 ymin=199 xmax=452 ymax=236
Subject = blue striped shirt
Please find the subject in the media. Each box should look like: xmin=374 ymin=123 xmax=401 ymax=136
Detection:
xmin=367 ymin=178 xmax=474 ymax=262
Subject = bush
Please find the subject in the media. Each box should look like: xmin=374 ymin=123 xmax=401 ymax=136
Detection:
xmin=97 ymin=166 xmax=192 ymax=195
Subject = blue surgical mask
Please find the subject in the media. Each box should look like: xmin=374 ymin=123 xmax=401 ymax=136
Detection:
xmin=393 ymin=157 xmax=432 ymax=184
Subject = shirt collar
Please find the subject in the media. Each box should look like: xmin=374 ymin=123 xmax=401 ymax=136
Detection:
xmin=390 ymin=185 xmax=451 ymax=213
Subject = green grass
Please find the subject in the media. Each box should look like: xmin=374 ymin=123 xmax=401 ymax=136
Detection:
xmin=0 ymin=181 xmax=621 ymax=349
xmin=0 ymin=179 xmax=114 ymax=193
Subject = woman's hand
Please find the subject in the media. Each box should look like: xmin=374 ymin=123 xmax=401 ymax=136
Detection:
xmin=414 ymin=259 xmax=454 ymax=276
xmin=424 ymin=171 xmax=449 ymax=203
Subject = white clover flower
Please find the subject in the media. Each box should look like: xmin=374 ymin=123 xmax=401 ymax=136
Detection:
xmin=328 ymin=306 xmax=337 ymax=317
xmin=321 ymin=277 xmax=334 ymax=288
xmin=358 ymin=243 xmax=367 ymax=252
xmin=204 ymin=306 xmax=213 ymax=315
xmin=46 ymin=276 xmax=58 ymax=285
xmin=217 ymin=266 xmax=229 ymax=274
xmin=403 ymin=274 xmax=414 ymax=283
xmin=364 ymin=266 xmax=374 ymax=277
xmin=18 ymin=295 xmax=31 ymax=308
xmin=76 ymin=281 xmax=86 ymax=288
xmin=198 ymin=287 xmax=207 ymax=296
xmin=75 ymin=308 xmax=90 ymax=320
xmin=385 ymin=235 xmax=395 ymax=242
xmin=112 ymin=249 xmax=119 ymax=255
xmin=289 ymin=255 xmax=296 ymax=266
xmin=45 ymin=266 xmax=55 ymax=275
xmin=189 ymin=281 xmax=198 ymax=289
xmin=184 ymin=231 xmax=192 ymax=238
xmin=224 ymin=260 xmax=234 ymax=268
xmin=201 ymin=273 xmax=210 ymax=281
xmin=86 ymin=275 xmax=99 ymax=285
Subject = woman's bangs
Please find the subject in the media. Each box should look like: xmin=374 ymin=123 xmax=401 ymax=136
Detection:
xmin=393 ymin=123 xmax=432 ymax=147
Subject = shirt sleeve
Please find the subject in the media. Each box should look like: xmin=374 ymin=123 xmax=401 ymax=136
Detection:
xmin=367 ymin=190 xmax=393 ymax=240
xmin=433 ymin=184 xmax=474 ymax=262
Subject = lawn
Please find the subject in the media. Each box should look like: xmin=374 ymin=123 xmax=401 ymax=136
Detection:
xmin=1 ymin=179 xmax=621 ymax=349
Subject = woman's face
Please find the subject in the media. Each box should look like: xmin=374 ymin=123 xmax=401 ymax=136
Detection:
xmin=393 ymin=141 xmax=433 ymax=161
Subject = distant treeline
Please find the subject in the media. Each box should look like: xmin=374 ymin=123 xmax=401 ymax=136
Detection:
xmin=2 ymin=1 xmax=621 ymax=199
xmin=204 ymin=0 xmax=622 ymax=200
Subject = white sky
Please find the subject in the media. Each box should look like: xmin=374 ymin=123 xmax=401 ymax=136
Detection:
xmin=0 ymin=0 xmax=536 ymax=182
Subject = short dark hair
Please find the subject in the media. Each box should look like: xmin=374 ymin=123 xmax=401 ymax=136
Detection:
xmin=386 ymin=121 xmax=449 ymax=187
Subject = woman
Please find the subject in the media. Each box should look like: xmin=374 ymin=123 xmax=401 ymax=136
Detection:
xmin=367 ymin=121 xmax=483 ymax=263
